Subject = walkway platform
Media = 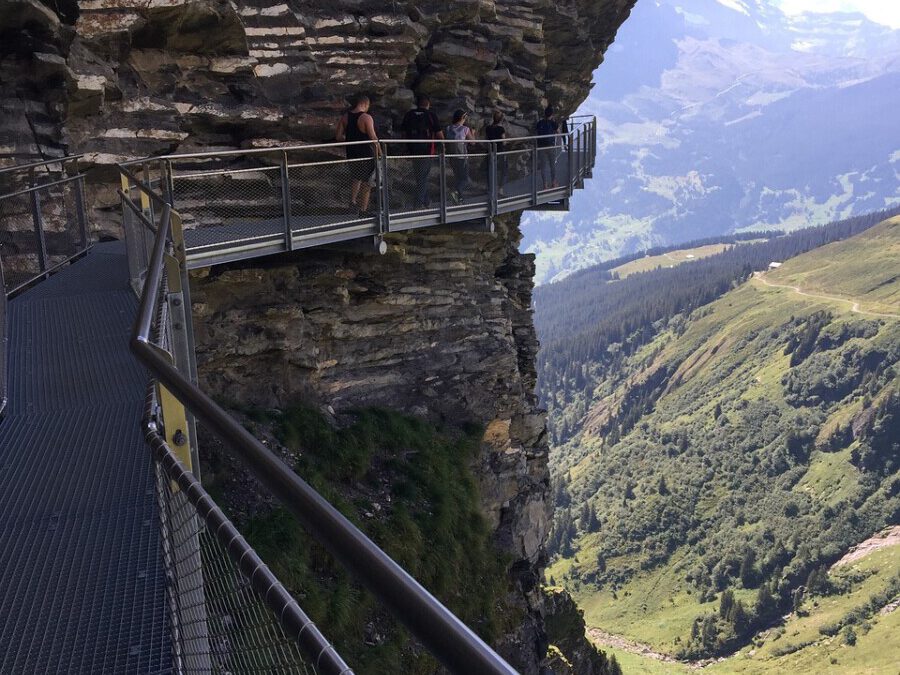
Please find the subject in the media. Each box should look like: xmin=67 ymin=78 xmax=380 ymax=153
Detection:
xmin=0 ymin=243 xmax=170 ymax=673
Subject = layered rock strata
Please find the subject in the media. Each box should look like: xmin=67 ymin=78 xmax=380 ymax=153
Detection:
xmin=1 ymin=0 xmax=635 ymax=671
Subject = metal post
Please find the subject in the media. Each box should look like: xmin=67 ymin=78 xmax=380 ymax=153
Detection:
xmin=142 ymin=162 xmax=155 ymax=223
xmin=168 ymin=210 xmax=201 ymax=478
xmin=280 ymin=151 xmax=293 ymax=251
xmin=162 ymin=214 xmax=208 ymax=673
xmin=0 ymin=259 xmax=7 ymax=419
xmin=438 ymin=145 xmax=448 ymax=223
xmin=30 ymin=190 xmax=49 ymax=275
xmin=567 ymin=131 xmax=576 ymax=195
xmin=378 ymin=146 xmax=390 ymax=234
xmin=488 ymin=144 xmax=498 ymax=216
xmin=74 ymin=175 xmax=90 ymax=250
xmin=531 ymin=140 xmax=538 ymax=205
xmin=164 ymin=160 xmax=176 ymax=207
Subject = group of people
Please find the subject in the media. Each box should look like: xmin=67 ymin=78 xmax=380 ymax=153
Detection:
xmin=334 ymin=94 xmax=565 ymax=214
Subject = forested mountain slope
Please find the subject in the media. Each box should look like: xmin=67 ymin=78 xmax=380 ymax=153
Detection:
xmin=542 ymin=216 xmax=900 ymax=667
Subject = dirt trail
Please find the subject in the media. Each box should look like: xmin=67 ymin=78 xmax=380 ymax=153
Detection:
xmin=830 ymin=525 xmax=900 ymax=570
xmin=587 ymin=629 xmax=682 ymax=664
xmin=753 ymin=272 xmax=900 ymax=319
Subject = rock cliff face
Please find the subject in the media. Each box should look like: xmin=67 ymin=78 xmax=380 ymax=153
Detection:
xmin=1 ymin=0 xmax=634 ymax=671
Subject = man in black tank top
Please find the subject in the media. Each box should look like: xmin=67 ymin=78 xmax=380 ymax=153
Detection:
xmin=336 ymin=94 xmax=380 ymax=215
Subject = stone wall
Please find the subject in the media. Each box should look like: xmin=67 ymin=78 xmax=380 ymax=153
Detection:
xmin=0 ymin=0 xmax=635 ymax=671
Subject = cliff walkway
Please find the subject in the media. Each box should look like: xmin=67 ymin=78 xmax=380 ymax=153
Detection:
xmin=0 ymin=118 xmax=596 ymax=674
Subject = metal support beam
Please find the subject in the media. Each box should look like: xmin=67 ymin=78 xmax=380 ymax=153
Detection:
xmin=567 ymin=131 xmax=576 ymax=194
xmin=167 ymin=211 xmax=201 ymax=478
xmin=29 ymin=190 xmax=48 ymax=274
xmin=531 ymin=141 xmax=538 ymax=205
xmin=378 ymin=150 xmax=390 ymax=234
xmin=164 ymin=160 xmax=176 ymax=206
xmin=280 ymin=151 xmax=294 ymax=252
xmin=488 ymin=145 xmax=498 ymax=216
xmin=74 ymin=175 xmax=89 ymax=249
xmin=438 ymin=147 xmax=448 ymax=223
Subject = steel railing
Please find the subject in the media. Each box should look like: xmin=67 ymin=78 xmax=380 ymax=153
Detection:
xmin=117 ymin=117 xmax=597 ymax=672
xmin=119 ymin=117 xmax=597 ymax=269
xmin=122 ymin=168 xmax=519 ymax=674
xmin=0 ymin=156 xmax=91 ymax=419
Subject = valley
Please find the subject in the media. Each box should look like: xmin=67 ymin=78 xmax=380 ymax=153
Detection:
xmin=522 ymin=0 xmax=900 ymax=283
xmin=538 ymin=215 xmax=900 ymax=672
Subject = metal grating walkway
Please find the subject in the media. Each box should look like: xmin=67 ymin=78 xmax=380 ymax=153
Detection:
xmin=0 ymin=242 xmax=171 ymax=674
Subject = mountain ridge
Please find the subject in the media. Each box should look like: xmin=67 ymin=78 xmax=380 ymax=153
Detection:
xmin=522 ymin=0 xmax=900 ymax=284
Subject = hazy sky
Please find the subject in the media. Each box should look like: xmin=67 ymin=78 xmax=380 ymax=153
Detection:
xmin=775 ymin=0 xmax=900 ymax=28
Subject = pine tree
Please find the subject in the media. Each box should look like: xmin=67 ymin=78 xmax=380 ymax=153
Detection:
xmin=740 ymin=549 xmax=756 ymax=587
xmin=755 ymin=584 xmax=775 ymax=619
xmin=730 ymin=600 xmax=748 ymax=635
xmin=701 ymin=614 xmax=718 ymax=649
xmin=658 ymin=475 xmax=670 ymax=495
xmin=719 ymin=589 xmax=735 ymax=619
xmin=608 ymin=654 xmax=622 ymax=675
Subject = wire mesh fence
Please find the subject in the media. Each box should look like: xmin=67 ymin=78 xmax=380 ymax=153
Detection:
xmin=0 ymin=191 xmax=41 ymax=293
xmin=289 ymin=154 xmax=377 ymax=234
xmin=131 ymin=118 xmax=597 ymax=264
xmin=152 ymin=446 xmax=323 ymax=675
xmin=384 ymin=151 xmax=442 ymax=216
xmin=171 ymin=161 xmax=285 ymax=245
xmin=498 ymin=144 xmax=535 ymax=204
xmin=119 ymin=167 xmax=353 ymax=674
xmin=0 ymin=158 xmax=89 ymax=296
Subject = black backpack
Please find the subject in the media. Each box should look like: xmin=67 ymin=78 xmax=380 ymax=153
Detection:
xmin=405 ymin=110 xmax=432 ymax=153
xmin=536 ymin=118 xmax=557 ymax=147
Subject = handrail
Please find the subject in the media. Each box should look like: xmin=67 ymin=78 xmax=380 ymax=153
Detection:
xmin=0 ymin=154 xmax=84 ymax=175
xmin=0 ymin=173 xmax=87 ymax=201
xmin=0 ymin=155 xmax=91 ymax=419
xmin=120 ymin=132 xmax=574 ymax=164
xmin=131 ymin=208 xmax=519 ymax=674
xmin=0 ymin=261 xmax=6 ymax=419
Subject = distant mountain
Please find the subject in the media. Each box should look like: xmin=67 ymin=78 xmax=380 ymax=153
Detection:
xmin=523 ymin=0 xmax=900 ymax=284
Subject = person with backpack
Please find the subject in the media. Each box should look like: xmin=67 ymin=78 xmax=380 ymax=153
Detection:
xmin=335 ymin=93 xmax=380 ymax=216
xmin=485 ymin=110 xmax=508 ymax=196
xmin=445 ymin=109 xmax=475 ymax=203
xmin=536 ymin=105 xmax=560 ymax=189
xmin=400 ymin=94 xmax=443 ymax=209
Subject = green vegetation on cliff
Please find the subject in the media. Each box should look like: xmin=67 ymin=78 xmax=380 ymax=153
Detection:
xmin=539 ymin=216 xmax=900 ymax=669
xmin=207 ymin=408 xmax=512 ymax=674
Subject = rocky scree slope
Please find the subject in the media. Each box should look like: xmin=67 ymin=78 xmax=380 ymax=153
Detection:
xmin=0 ymin=0 xmax=635 ymax=672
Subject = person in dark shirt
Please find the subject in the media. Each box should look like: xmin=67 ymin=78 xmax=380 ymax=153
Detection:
xmin=485 ymin=110 xmax=509 ymax=196
xmin=335 ymin=94 xmax=379 ymax=215
xmin=400 ymin=94 xmax=444 ymax=209
xmin=536 ymin=105 xmax=560 ymax=189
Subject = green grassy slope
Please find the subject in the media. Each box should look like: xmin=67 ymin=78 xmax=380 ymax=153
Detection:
xmin=766 ymin=216 xmax=900 ymax=315
xmin=547 ymin=218 xmax=900 ymax=668
xmin=708 ymin=539 xmax=900 ymax=674
xmin=612 ymin=243 xmax=734 ymax=278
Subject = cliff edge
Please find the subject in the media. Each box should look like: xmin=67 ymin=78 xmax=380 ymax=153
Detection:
xmin=0 ymin=0 xmax=635 ymax=671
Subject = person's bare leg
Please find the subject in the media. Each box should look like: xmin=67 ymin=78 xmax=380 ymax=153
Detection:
xmin=359 ymin=185 xmax=372 ymax=212
xmin=350 ymin=180 xmax=362 ymax=208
